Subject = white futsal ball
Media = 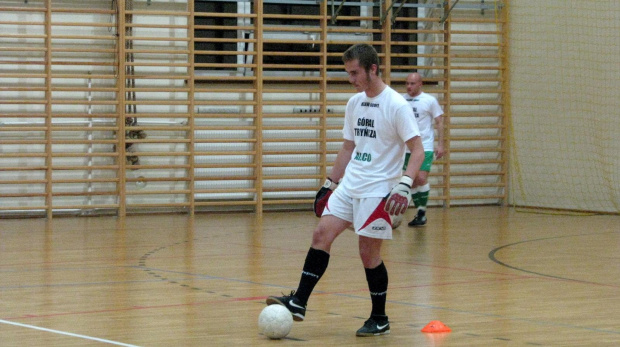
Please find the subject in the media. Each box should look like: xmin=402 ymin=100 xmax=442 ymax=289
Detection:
xmin=391 ymin=213 xmax=403 ymax=229
xmin=258 ymin=304 xmax=293 ymax=339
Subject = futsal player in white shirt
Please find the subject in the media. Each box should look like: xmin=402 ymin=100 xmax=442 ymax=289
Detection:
xmin=266 ymin=44 xmax=425 ymax=337
xmin=402 ymin=72 xmax=445 ymax=227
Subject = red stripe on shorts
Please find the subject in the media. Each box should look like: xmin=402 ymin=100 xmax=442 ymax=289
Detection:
xmin=359 ymin=198 xmax=391 ymax=230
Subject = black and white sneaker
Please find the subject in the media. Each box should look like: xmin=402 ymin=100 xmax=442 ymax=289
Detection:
xmin=356 ymin=316 xmax=391 ymax=336
xmin=266 ymin=291 xmax=306 ymax=322
xmin=408 ymin=211 xmax=427 ymax=227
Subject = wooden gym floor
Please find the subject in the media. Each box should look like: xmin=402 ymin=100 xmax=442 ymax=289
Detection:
xmin=0 ymin=206 xmax=618 ymax=346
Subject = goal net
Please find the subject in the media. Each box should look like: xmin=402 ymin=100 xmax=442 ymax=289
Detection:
xmin=507 ymin=0 xmax=620 ymax=213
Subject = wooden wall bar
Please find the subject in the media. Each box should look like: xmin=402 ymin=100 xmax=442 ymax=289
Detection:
xmin=0 ymin=0 xmax=508 ymax=218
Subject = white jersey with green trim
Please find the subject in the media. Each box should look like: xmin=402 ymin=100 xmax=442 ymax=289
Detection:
xmin=403 ymin=92 xmax=443 ymax=151
xmin=339 ymin=86 xmax=420 ymax=198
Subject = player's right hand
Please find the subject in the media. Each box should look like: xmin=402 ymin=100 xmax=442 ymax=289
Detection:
xmin=313 ymin=178 xmax=336 ymax=217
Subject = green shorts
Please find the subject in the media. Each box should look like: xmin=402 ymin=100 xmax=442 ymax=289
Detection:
xmin=403 ymin=151 xmax=434 ymax=172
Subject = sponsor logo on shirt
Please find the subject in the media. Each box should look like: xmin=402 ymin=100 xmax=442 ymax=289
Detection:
xmin=354 ymin=151 xmax=372 ymax=162
xmin=355 ymin=117 xmax=376 ymax=138
xmin=361 ymin=102 xmax=379 ymax=108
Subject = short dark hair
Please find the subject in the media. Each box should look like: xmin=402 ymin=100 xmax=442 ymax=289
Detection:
xmin=342 ymin=43 xmax=380 ymax=75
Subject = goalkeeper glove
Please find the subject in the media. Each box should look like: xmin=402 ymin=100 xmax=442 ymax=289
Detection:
xmin=384 ymin=176 xmax=413 ymax=216
xmin=313 ymin=178 xmax=337 ymax=217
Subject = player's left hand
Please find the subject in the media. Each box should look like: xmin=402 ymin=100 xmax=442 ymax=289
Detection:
xmin=385 ymin=176 xmax=413 ymax=216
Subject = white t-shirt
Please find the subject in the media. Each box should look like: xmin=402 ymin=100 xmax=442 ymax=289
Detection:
xmin=403 ymin=92 xmax=443 ymax=151
xmin=339 ymin=86 xmax=420 ymax=198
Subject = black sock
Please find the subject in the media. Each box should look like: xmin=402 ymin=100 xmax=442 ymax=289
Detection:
xmin=365 ymin=261 xmax=388 ymax=318
xmin=295 ymin=247 xmax=330 ymax=305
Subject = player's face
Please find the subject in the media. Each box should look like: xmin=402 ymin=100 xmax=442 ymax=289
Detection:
xmin=345 ymin=59 xmax=372 ymax=93
xmin=406 ymin=76 xmax=422 ymax=96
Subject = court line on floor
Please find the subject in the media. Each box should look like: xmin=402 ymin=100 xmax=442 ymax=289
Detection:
xmin=5 ymin=270 xmax=618 ymax=337
xmin=489 ymin=231 xmax=620 ymax=288
xmin=0 ymin=319 xmax=140 ymax=346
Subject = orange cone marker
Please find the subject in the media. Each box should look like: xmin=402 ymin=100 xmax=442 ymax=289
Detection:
xmin=421 ymin=320 xmax=451 ymax=333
